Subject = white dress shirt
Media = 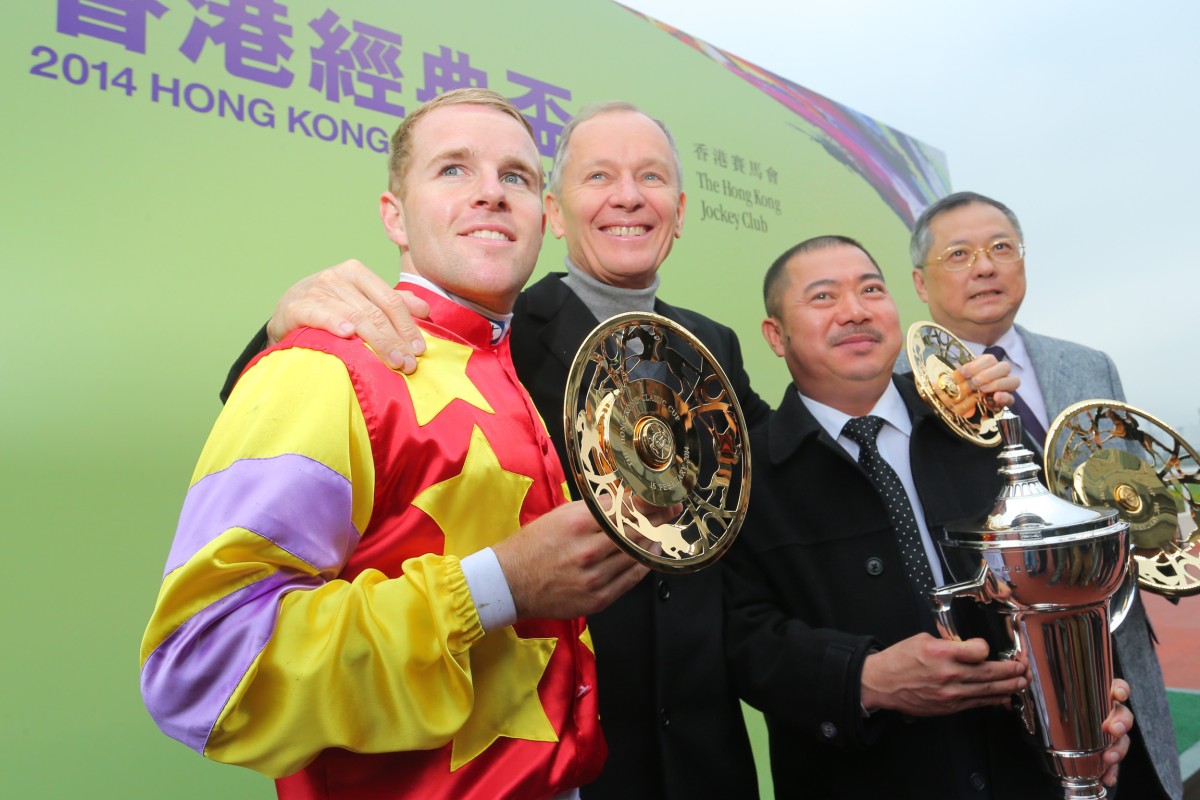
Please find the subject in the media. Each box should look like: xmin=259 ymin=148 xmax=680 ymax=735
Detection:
xmin=962 ymin=326 xmax=1050 ymax=433
xmin=799 ymin=381 xmax=946 ymax=586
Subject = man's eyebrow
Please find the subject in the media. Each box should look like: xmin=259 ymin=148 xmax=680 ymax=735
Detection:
xmin=423 ymin=146 xmax=474 ymax=167
xmin=578 ymin=155 xmax=673 ymax=171
xmin=801 ymin=272 xmax=883 ymax=294
xmin=424 ymin=147 xmax=537 ymax=172
xmin=801 ymin=277 xmax=837 ymax=293
xmin=499 ymin=154 xmax=539 ymax=174
xmin=573 ymin=156 xmax=616 ymax=174
xmin=945 ymin=231 xmax=1011 ymax=246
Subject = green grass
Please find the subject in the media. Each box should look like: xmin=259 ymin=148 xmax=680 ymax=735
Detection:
xmin=1169 ymin=690 xmax=1200 ymax=754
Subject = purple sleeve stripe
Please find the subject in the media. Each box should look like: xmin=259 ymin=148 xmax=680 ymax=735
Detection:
xmin=140 ymin=569 xmax=323 ymax=754
xmin=166 ymin=453 xmax=360 ymax=579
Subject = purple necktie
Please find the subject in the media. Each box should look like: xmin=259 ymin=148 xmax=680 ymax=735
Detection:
xmin=984 ymin=345 xmax=1047 ymax=448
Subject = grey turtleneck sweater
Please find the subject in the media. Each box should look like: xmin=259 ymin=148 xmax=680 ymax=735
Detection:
xmin=560 ymin=257 xmax=659 ymax=323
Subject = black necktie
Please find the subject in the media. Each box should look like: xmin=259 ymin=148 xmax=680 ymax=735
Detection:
xmin=983 ymin=345 xmax=1047 ymax=447
xmin=841 ymin=416 xmax=935 ymax=594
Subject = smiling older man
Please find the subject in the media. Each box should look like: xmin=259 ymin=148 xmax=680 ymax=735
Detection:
xmin=219 ymin=101 xmax=767 ymax=800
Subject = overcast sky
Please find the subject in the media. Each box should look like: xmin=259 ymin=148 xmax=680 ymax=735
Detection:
xmin=622 ymin=0 xmax=1199 ymax=438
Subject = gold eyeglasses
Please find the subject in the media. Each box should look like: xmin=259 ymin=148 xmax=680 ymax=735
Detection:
xmin=925 ymin=238 xmax=1025 ymax=272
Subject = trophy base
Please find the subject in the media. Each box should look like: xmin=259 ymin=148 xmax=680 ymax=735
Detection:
xmin=1049 ymin=750 xmax=1108 ymax=800
xmin=1059 ymin=782 xmax=1106 ymax=800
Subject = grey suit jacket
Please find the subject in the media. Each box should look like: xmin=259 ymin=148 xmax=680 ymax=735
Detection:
xmin=898 ymin=324 xmax=1182 ymax=799
xmin=1017 ymin=323 xmax=1124 ymax=421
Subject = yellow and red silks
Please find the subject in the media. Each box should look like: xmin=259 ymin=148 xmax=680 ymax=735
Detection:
xmin=140 ymin=285 xmax=605 ymax=799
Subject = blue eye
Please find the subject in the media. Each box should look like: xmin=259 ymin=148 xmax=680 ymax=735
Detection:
xmin=441 ymin=165 xmax=463 ymax=177
xmin=502 ymin=173 xmax=526 ymax=185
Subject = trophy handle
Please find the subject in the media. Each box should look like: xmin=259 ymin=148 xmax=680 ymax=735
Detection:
xmin=928 ymin=564 xmax=989 ymax=641
xmin=930 ymin=567 xmax=1038 ymax=736
xmin=1108 ymin=552 xmax=1137 ymax=633
xmin=998 ymin=646 xmax=1039 ymax=736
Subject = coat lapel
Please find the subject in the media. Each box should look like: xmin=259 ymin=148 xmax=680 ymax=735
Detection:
xmin=768 ymin=386 xmax=828 ymax=466
xmin=1015 ymin=324 xmax=1065 ymax=419
xmin=521 ymin=273 xmax=601 ymax=370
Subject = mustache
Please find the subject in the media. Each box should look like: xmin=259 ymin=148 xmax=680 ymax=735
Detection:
xmin=828 ymin=326 xmax=884 ymax=347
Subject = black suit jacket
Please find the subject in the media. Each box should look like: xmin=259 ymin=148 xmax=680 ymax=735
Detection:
xmin=724 ymin=376 xmax=1062 ymax=800
xmin=222 ymin=273 xmax=767 ymax=800
xmin=510 ymin=273 xmax=766 ymax=800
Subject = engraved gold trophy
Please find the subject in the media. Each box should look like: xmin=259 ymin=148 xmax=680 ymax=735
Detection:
xmin=908 ymin=322 xmax=1130 ymax=800
xmin=563 ymin=313 xmax=750 ymax=572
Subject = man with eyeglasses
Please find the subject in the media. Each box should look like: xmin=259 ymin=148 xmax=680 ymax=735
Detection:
xmin=902 ymin=191 xmax=1182 ymax=800
xmin=726 ymin=234 xmax=1137 ymax=799
xmin=907 ymin=191 xmax=1116 ymax=452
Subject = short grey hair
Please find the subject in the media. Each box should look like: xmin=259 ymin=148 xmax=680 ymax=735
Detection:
xmin=547 ymin=100 xmax=683 ymax=197
xmin=909 ymin=191 xmax=1024 ymax=268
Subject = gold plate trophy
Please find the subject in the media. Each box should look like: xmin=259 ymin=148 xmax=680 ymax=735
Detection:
xmin=563 ymin=313 xmax=750 ymax=572
xmin=1044 ymin=401 xmax=1200 ymax=597
xmin=908 ymin=322 xmax=1131 ymax=800
xmin=907 ymin=320 xmax=1003 ymax=446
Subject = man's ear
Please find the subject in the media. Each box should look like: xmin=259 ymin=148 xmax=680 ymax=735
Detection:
xmin=912 ymin=267 xmax=929 ymax=303
xmin=674 ymin=191 xmax=687 ymax=238
xmin=761 ymin=316 xmax=786 ymax=358
xmin=380 ymin=192 xmax=407 ymax=249
xmin=545 ymin=192 xmax=566 ymax=240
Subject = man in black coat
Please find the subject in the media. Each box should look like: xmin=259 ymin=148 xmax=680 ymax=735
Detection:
xmin=221 ymin=102 xmax=766 ymax=800
xmin=724 ymin=235 xmax=1134 ymax=799
xmin=902 ymin=192 xmax=1181 ymax=800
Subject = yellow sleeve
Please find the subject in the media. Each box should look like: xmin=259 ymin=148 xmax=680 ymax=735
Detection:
xmin=140 ymin=346 xmax=487 ymax=778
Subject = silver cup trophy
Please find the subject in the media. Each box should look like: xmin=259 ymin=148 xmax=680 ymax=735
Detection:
xmin=909 ymin=323 xmax=1131 ymax=800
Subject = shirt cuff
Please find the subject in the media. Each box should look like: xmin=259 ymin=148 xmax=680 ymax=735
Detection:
xmin=461 ymin=547 xmax=517 ymax=633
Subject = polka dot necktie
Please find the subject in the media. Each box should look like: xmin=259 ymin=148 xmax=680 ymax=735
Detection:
xmin=983 ymin=345 xmax=1047 ymax=448
xmin=841 ymin=415 xmax=935 ymax=594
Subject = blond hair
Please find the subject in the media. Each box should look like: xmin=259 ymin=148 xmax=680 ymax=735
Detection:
xmin=387 ymin=88 xmax=536 ymax=195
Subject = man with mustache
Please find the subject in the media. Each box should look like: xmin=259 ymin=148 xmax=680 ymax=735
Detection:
xmin=903 ymin=192 xmax=1181 ymax=800
xmin=723 ymin=234 xmax=1135 ymax=799
xmin=219 ymin=101 xmax=767 ymax=800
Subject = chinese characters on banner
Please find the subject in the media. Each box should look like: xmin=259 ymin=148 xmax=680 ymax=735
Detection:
xmin=692 ymin=141 xmax=782 ymax=235
xmin=48 ymin=0 xmax=573 ymax=157
xmin=44 ymin=0 xmax=780 ymax=233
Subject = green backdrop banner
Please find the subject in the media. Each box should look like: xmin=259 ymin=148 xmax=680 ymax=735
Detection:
xmin=3 ymin=3 xmax=946 ymax=796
